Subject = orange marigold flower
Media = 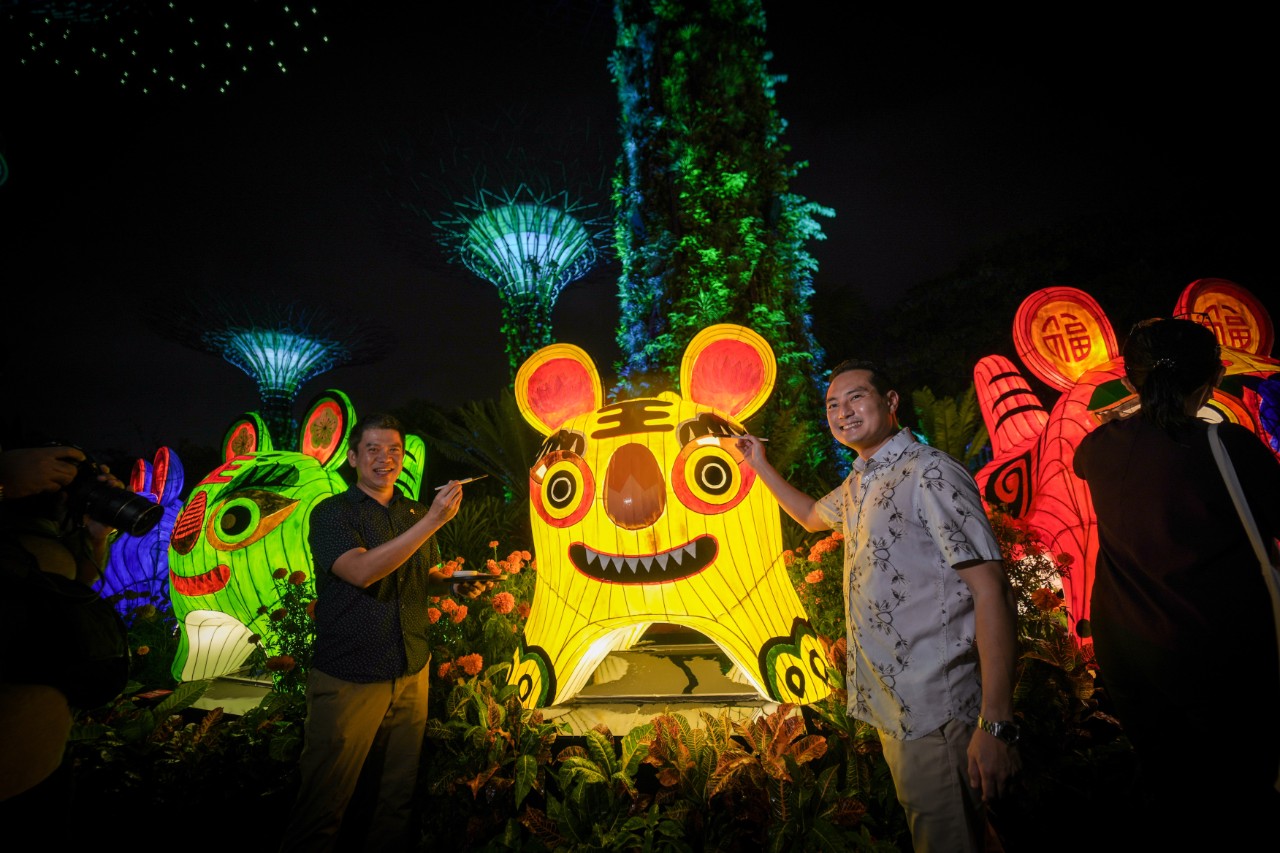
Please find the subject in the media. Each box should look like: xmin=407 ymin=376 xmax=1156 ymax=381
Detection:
xmin=306 ymin=600 xmax=317 ymax=619
xmin=427 ymin=607 xmax=441 ymax=624
xmin=270 ymin=608 xmax=288 ymax=621
xmin=136 ymin=645 xmax=151 ymax=656
xmin=451 ymin=604 xmax=469 ymax=623
xmin=1055 ymin=553 xmax=1075 ymax=567
xmin=488 ymin=540 xmax=499 ymax=549
xmin=805 ymin=569 xmax=824 ymax=585
xmin=457 ymin=653 xmax=484 ymax=676
xmin=266 ymin=655 xmax=296 ymax=672
xmin=491 ymin=591 xmax=516 ymax=615
xmin=516 ymin=602 xmax=531 ymax=619
xmin=289 ymin=570 xmax=307 ymax=586
xmin=439 ymin=598 xmax=458 ymax=614
xmin=272 ymin=567 xmax=289 ymax=579
xmin=1031 ymin=588 xmax=1061 ymax=611
xmin=782 ymin=549 xmax=796 ymax=565
xmin=486 ymin=558 xmax=499 ymax=572
xmin=520 ymin=550 xmax=531 ymax=561
xmin=437 ymin=662 xmax=454 ymax=679
xmin=248 ymin=634 xmax=261 ymax=645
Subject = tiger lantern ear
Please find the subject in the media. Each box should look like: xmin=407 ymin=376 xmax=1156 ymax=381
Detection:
xmin=515 ymin=343 xmax=604 ymax=436
xmin=1013 ymin=287 xmax=1120 ymax=392
xmin=298 ymin=389 xmax=355 ymax=470
xmin=222 ymin=411 xmax=272 ymax=461
xmin=680 ymin=324 xmax=776 ymax=422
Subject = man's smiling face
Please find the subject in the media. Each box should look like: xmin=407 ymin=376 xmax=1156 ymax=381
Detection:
xmin=825 ymin=368 xmax=899 ymax=457
xmin=351 ymin=428 xmax=405 ymax=493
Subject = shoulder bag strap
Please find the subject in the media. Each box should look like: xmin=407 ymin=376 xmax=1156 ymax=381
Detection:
xmin=1207 ymin=423 xmax=1273 ymax=569
xmin=1208 ymin=422 xmax=1280 ymax=792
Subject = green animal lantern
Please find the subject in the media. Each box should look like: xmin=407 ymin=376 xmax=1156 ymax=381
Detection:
xmin=166 ymin=389 xmax=426 ymax=682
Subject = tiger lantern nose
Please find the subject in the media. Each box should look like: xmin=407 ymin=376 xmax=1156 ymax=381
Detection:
xmin=604 ymin=443 xmax=665 ymax=529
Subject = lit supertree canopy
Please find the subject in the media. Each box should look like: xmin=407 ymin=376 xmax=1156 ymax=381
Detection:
xmin=458 ymin=192 xmax=597 ymax=301
xmin=147 ymin=296 xmax=392 ymax=447
xmin=433 ymin=183 xmax=609 ymax=378
xmin=1 ymin=1 xmax=330 ymax=95
xmin=381 ymin=108 xmax=614 ymax=382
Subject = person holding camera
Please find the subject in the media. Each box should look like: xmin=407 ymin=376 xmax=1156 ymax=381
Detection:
xmin=0 ymin=444 xmax=124 ymax=584
xmin=0 ymin=443 xmax=138 ymax=830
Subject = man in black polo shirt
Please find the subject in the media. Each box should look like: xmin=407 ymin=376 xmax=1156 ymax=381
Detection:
xmin=280 ymin=413 xmax=487 ymax=852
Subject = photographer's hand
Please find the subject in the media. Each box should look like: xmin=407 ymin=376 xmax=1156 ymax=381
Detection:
xmin=0 ymin=446 xmax=85 ymax=500
xmin=77 ymin=461 xmax=124 ymax=584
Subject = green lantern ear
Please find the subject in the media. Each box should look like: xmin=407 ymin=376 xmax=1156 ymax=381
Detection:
xmin=222 ymin=411 xmax=273 ymax=461
xmin=397 ymin=434 xmax=427 ymax=501
xmin=297 ymin=389 xmax=355 ymax=469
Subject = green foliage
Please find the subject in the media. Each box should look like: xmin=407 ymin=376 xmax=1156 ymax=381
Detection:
xmin=784 ymin=532 xmax=846 ymax=645
xmin=421 ymin=661 xmax=568 ymax=848
xmin=245 ymin=566 xmax=316 ymax=697
xmin=398 ymin=387 xmax=544 ymax=503
xmin=428 ymin=544 xmax=536 ymax=686
xmin=112 ymin=594 xmax=181 ymax=691
xmin=910 ymin=385 xmax=991 ymax=473
xmin=610 ymin=0 xmax=833 ymax=449
xmin=436 ymin=494 xmax=532 ymax=569
xmin=65 ymin=681 xmax=305 ymax=835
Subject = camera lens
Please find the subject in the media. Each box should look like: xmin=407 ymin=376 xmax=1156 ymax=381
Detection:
xmin=81 ymin=483 xmax=163 ymax=537
xmin=65 ymin=453 xmax=164 ymax=537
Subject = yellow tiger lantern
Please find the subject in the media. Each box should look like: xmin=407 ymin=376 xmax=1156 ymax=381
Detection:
xmin=508 ymin=324 xmax=832 ymax=709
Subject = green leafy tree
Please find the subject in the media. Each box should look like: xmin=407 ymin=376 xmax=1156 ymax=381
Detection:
xmin=910 ymin=385 xmax=991 ymax=473
xmin=610 ymin=0 xmax=838 ymax=487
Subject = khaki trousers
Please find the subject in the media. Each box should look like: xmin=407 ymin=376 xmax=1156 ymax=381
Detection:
xmin=280 ymin=664 xmax=431 ymax=853
xmin=877 ymin=716 xmax=987 ymax=853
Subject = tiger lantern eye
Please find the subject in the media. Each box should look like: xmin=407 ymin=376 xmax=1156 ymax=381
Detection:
xmin=531 ymin=451 xmax=594 ymax=528
xmin=671 ymin=438 xmax=754 ymax=514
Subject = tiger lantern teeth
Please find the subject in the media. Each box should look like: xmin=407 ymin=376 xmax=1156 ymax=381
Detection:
xmin=569 ymin=536 xmax=716 ymax=582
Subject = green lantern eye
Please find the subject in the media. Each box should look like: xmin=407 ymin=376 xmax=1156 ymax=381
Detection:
xmin=203 ymin=489 xmax=298 ymax=551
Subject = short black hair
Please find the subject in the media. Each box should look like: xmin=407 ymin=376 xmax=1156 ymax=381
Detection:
xmin=827 ymin=359 xmax=895 ymax=396
xmin=348 ymin=413 xmax=405 ymax=448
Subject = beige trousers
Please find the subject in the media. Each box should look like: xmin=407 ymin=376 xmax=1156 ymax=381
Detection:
xmin=279 ymin=664 xmax=431 ymax=853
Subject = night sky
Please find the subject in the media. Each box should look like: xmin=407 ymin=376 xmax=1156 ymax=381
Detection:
xmin=2 ymin=2 xmax=1273 ymax=465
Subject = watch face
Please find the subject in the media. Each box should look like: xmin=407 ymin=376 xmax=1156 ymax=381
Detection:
xmin=994 ymin=722 xmax=1020 ymax=744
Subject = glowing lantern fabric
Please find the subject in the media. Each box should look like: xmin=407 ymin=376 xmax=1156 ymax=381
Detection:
xmin=96 ymin=447 xmax=185 ymax=614
xmin=975 ymin=281 xmax=1280 ymax=638
xmin=167 ymin=389 xmax=428 ymax=681
xmin=509 ymin=323 xmax=831 ymax=709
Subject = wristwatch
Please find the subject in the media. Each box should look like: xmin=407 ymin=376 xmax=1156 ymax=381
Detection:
xmin=977 ymin=715 xmax=1021 ymax=745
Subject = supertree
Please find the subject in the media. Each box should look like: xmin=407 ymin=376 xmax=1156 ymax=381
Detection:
xmin=433 ymin=183 xmax=609 ymax=379
xmin=383 ymin=108 xmax=613 ymax=382
xmin=148 ymin=296 xmax=392 ymax=448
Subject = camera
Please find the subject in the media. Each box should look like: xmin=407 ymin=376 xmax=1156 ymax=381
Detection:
xmin=64 ymin=449 xmax=163 ymax=537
